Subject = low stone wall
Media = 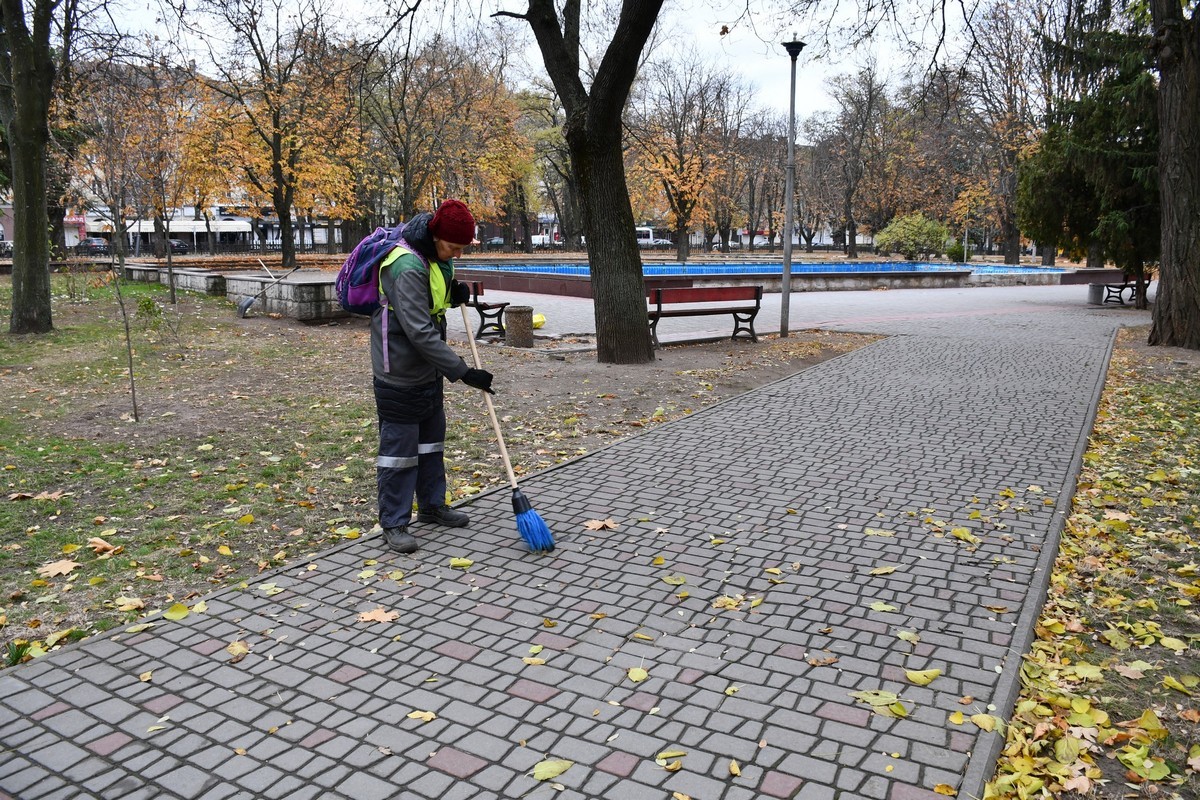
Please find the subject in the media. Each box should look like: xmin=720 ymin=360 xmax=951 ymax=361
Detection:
xmin=122 ymin=264 xmax=345 ymax=321
xmin=967 ymin=272 xmax=1061 ymax=287
xmin=224 ymin=270 xmax=345 ymax=321
xmin=123 ymin=264 xmax=227 ymax=296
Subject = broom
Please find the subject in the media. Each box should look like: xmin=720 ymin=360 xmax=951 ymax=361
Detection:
xmin=460 ymin=305 xmax=555 ymax=552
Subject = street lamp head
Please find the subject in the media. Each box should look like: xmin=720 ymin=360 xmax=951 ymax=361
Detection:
xmin=783 ymin=36 xmax=806 ymax=59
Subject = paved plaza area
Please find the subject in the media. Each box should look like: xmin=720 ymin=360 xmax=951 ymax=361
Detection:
xmin=1 ymin=284 xmax=1152 ymax=799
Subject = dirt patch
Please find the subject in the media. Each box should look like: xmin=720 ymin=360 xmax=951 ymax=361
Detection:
xmin=1117 ymin=324 xmax=1200 ymax=378
xmin=24 ymin=304 xmax=876 ymax=454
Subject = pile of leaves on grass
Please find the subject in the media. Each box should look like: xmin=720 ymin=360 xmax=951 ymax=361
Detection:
xmin=984 ymin=328 xmax=1200 ymax=799
xmin=0 ymin=276 xmax=872 ymax=664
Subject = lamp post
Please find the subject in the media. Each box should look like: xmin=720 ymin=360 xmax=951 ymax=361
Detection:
xmin=780 ymin=35 xmax=806 ymax=338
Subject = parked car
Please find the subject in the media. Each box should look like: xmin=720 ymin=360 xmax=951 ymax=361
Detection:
xmin=78 ymin=237 xmax=110 ymax=256
xmin=168 ymin=239 xmax=190 ymax=254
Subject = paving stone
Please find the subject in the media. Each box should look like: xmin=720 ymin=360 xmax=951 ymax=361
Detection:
xmin=427 ymin=746 xmax=487 ymax=779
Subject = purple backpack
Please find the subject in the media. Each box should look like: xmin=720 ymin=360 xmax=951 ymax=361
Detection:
xmin=335 ymin=225 xmax=421 ymax=315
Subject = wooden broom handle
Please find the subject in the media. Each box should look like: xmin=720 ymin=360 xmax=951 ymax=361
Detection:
xmin=460 ymin=304 xmax=519 ymax=489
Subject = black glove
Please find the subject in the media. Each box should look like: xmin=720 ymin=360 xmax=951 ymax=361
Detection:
xmin=450 ymin=279 xmax=472 ymax=307
xmin=461 ymin=367 xmax=495 ymax=394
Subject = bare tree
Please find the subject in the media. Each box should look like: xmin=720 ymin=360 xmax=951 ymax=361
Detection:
xmin=519 ymin=83 xmax=582 ymax=249
xmin=73 ymin=57 xmax=149 ymax=272
xmin=963 ymin=0 xmax=1040 ymax=264
xmin=498 ymin=0 xmax=663 ymax=365
xmin=826 ymin=65 xmax=888 ymax=259
xmin=742 ymin=115 xmax=786 ymax=253
xmin=626 ymin=50 xmax=730 ymax=262
xmin=177 ymin=0 xmax=420 ymax=267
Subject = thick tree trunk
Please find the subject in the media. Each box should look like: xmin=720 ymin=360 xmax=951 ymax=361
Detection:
xmin=524 ymin=0 xmax=662 ymax=364
xmin=569 ymin=123 xmax=654 ymax=364
xmin=274 ymin=183 xmax=296 ymax=269
xmin=674 ymin=222 xmax=689 ymax=262
xmin=998 ymin=157 xmax=1022 ymax=265
xmin=1148 ymin=1 xmax=1200 ymax=349
xmin=2 ymin=0 xmax=56 ymax=335
xmin=6 ymin=122 xmax=53 ymax=334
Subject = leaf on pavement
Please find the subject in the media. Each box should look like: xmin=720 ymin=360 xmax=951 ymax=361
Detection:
xmin=358 ymin=607 xmax=399 ymax=624
xmin=531 ymin=759 xmax=573 ymax=781
xmin=971 ymin=713 xmax=1002 ymax=733
xmin=162 ymin=603 xmax=190 ymax=621
xmin=905 ymin=668 xmax=942 ymax=686
xmin=583 ymin=517 xmax=619 ymax=530
xmin=950 ymin=527 xmax=980 ymax=545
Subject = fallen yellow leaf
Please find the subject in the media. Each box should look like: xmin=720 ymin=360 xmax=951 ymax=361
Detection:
xmin=905 ymin=668 xmax=942 ymax=686
xmin=531 ymin=759 xmax=573 ymax=781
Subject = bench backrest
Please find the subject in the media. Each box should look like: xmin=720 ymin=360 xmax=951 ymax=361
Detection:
xmin=470 ymin=280 xmax=486 ymax=299
xmin=648 ymin=286 xmax=761 ymax=306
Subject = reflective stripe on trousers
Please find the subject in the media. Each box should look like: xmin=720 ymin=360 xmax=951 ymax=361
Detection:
xmin=376 ymin=411 xmax=447 ymax=529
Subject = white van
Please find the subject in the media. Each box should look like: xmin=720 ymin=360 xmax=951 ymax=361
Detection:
xmin=636 ymin=227 xmax=671 ymax=247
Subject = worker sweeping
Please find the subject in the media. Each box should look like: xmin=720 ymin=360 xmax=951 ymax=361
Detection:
xmin=370 ymin=199 xmax=493 ymax=554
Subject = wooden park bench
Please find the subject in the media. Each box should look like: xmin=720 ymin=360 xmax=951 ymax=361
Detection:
xmin=647 ymin=285 xmax=762 ymax=348
xmin=467 ymin=281 xmax=509 ymax=339
xmin=1060 ymin=268 xmax=1139 ymax=306
xmin=1101 ymin=280 xmax=1139 ymax=306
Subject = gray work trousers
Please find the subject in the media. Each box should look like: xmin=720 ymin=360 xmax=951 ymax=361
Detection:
xmin=374 ymin=379 xmax=447 ymax=529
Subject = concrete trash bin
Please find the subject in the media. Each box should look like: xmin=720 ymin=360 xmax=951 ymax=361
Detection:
xmin=1087 ymin=284 xmax=1103 ymax=305
xmin=506 ymin=306 xmax=534 ymax=348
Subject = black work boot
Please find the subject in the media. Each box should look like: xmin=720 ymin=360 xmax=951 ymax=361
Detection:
xmin=382 ymin=526 xmax=418 ymax=554
xmin=416 ymin=505 xmax=469 ymax=528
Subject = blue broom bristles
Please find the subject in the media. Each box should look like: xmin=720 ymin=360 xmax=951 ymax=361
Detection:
xmin=512 ymin=488 xmax=555 ymax=552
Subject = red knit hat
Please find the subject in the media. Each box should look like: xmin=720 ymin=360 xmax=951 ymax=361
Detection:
xmin=429 ymin=199 xmax=478 ymax=245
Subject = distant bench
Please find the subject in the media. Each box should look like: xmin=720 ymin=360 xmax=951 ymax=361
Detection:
xmin=468 ymin=281 xmax=508 ymax=339
xmin=647 ymin=285 xmax=762 ymax=348
xmin=1060 ymin=268 xmax=1141 ymax=306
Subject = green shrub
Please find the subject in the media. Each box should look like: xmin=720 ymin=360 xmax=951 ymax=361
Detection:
xmin=875 ymin=213 xmax=951 ymax=260
xmin=946 ymin=241 xmax=973 ymax=262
